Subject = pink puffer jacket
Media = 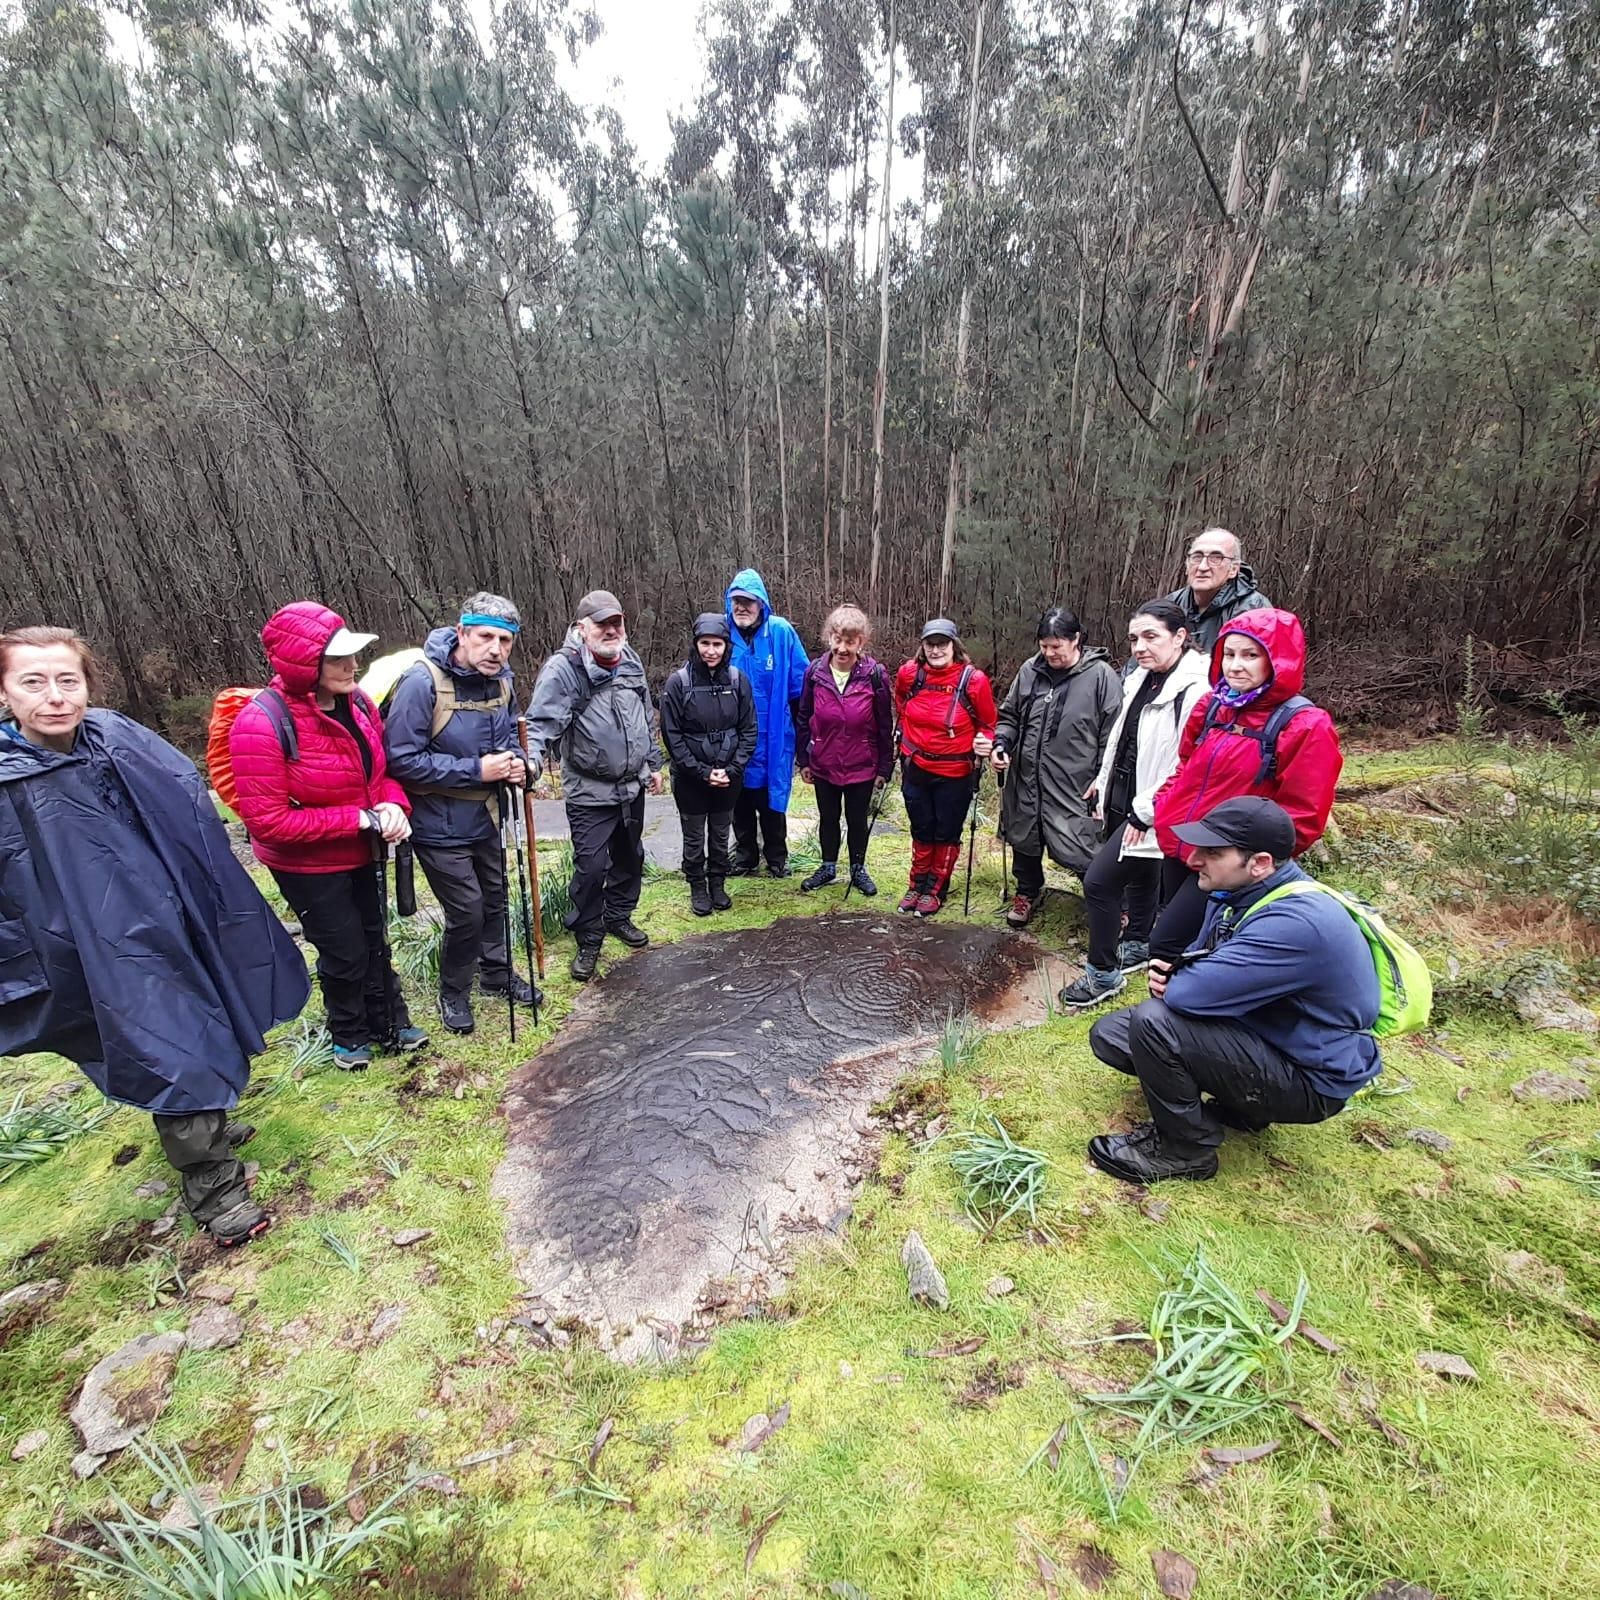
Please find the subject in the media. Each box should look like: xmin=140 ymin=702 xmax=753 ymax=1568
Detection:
xmin=230 ymin=601 xmax=407 ymax=874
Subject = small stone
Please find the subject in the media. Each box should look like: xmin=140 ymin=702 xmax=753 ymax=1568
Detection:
xmin=1568 ymin=1057 xmax=1600 ymax=1076
xmin=391 ymin=1228 xmax=433 ymax=1248
xmin=0 ymin=1279 xmax=65 ymax=1344
xmin=459 ymin=1178 xmax=476 ymax=1191
xmin=10 ymin=1429 xmax=48 ymax=1461
xmin=524 ymin=1305 xmax=550 ymax=1325
xmin=839 ymin=1361 xmax=854 ymax=1378
xmin=1515 ymin=988 xmax=1599 ymax=1034
xmin=149 ymin=1216 xmax=176 ymax=1239
xmin=367 ymin=1304 xmax=406 ymax=1345
xmin=550 ymin=1328 xmax=572 ymax=1350
xmin=415 ymin=1472 xmax=460 ymax=1496
xmin=187 ymin=1305 xmax=244 ymax=1353
xmin=1364 ymin=1584 xmax=1440 ymax=1600
xmin=1511 ymin=1071 xmax=1590 ymax=1105
xmin=134 ymin=1179 xmax=171 ymax=1200
xmin=158 ymin=1483 xmax=221 ymax=1530
xmin=72 ymin=1450 xmax=108 ymax=1480
xmin=1416 ymin=1350 xmax=1478 ymax=1382
xmin=193 ymin=1282 xmax=237 ymax=1305
xmin=70 ymin=1331 xmax=186 ymax=1458
xmin=1404 ymin=1128 xmax=1453 ymax=1154
xmin=985 ymin=1275 xmax=1016 ymax=1298
xmin=900 ymin=1231 xmax=950 ymax=1310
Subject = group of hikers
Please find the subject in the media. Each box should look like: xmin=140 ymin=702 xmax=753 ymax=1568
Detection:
xmin=0 ymin=524 xmax=1403 ymax=1240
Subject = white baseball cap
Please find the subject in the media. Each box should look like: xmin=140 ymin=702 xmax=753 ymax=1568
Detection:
xmin=323 ymin=626 xmax=378 ymax=657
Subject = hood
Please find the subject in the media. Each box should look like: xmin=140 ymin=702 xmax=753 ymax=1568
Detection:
xmin=261 ymin=601 xmax=347 ymax=697
xmin=725 ymin=569 xmax=772 ymax=628
xmin=1209 ymin=606 xmax=1306 ymax=705
xmin=0 ymin=721 xmax=70 ymax=786
xmin=1038 ymin=644 xmax=1110 ymax=677
xmin=424 ymin=626 xmax=512 ymax=684
xmin=692 ymin=612 xmax=731 ymax=642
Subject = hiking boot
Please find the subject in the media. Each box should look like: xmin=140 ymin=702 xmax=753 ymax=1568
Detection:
xmin=207 ymin=1199 xmax=272 ymax=1248
xmin=1058 ymin=966 xmax=1128 ymax=1011
xmin=440 ymin=992 xmax=475 ymax=1035
xmin=849 ymin=864 xmax=877 ymax=897
xmin=726 ymin=858 xmax=762 ymax=878
xmin=689 ymin=880 xmax=713 ymax=917
xmin=766 ymin=860 xmax=792 ymax=879
xmin=1005 ymin=891 xmax=1041 ymax=928
xmin=333 ymin=1043 xmax=371 ymax=1072
xmin=708 ymin=879 xmax=732 ymax=911
xmin=1118 ymin=940 xmax=1152 ymax=972
xmin=801 ymin=862 xmax=838 ymax=892
xmin=1087 ymin=1130 xmax=1218 ymax=1184
xmin=898 ymin=876 xmax=926 ymax=914
xmin=570 ymin=944 xmax=602 ymax=982
xmin=482 ymin=974 xmax=543 ymax=1008
xmin=606 ymin=919 xmax=650 ymax=948
xmin=385 ymin=1026 xmax=430 ymax=1054
xmin=224 ymin=1120 xmax=256 ymax=1150
xmin=915 ymin=883 xmax=946 ymax=918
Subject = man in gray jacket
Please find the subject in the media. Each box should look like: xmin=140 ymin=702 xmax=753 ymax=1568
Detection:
xmin=524 ymin=590 xmax=665 ymax=982
xmin=1166 ymin=527 xmax=1272 ymax=654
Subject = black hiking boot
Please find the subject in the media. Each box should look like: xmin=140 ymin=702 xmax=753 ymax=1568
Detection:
xmin=801 ymin=862 xmax=838 ymax=892
xmin=570 ymin=943 xmax=603 ymax=982
xmin=207 ymin=1198 xmax=272 ymax=1249
xmin=224 ymin=1120 xmax=257 ymax=1150
xmin=689 ymin=880 xmax=713 ymax=917
xmin=708 ymin=878 xmax=733 ymax=911
xmin=482 ymin=975 xmax=544 ymax=1008
xmin=849 ymin=864 xmax=877 ymax=897
xmin=606 ymin=919 xmax=650 ymax=948
xmin=440 ymin=992 xmax=476 ymax=1035
xmin=727 ymin=858 xmax=762 ymax=878
xmin=1087 ymin=1129 xmax=1218 ymax=1184
xmin=766 ymin=860 xmax=792 ymax=878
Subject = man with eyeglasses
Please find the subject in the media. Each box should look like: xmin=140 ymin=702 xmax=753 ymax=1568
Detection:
xmin=1167 ymin=528 xmax=1273 ymax=654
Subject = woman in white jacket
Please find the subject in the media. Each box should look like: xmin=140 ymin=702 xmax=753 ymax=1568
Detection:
xmin=1059 ymin=601 xmax=1210 ymax=1009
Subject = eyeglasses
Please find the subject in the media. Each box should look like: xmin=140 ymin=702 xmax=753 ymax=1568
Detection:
xmin=1186 ymin=551 xmax=1237 ymax=567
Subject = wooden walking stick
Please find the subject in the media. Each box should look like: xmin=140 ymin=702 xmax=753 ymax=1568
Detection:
xmin=517 ymin=716 xmax=546 ymax=980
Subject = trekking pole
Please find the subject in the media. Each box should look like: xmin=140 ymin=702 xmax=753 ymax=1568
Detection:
xmin=842 ymin=753 xmax=896 ymax=906
xmin=506 ymin=774 xmax=541 ymax=1027
xmin=995 ymin=763 xmax=1009 ymax=909
xmin=497 ymin=787 xmax=517 ymax=1045
xmin=371 ymin=830 xmax=401 ymax=1045
xmin=961 ymin=758 xmax=982 ymax=917
xmin=516 ymin=717 xmax=546 ymax=980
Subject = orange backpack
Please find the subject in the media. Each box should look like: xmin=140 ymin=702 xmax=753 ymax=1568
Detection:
xmin=206 ymin=687 xmax=298 ymax=811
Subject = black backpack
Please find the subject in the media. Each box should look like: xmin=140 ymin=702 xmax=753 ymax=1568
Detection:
xmin=1194 ymin=693 xmax=1315 ymax=784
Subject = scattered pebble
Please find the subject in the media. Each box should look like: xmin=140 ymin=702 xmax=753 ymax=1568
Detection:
xmin=134 ymin=1179 xmax=171 ymax=1200
xmin=10 ymin=1429 xmax=48 ymax=1462
xmin=1511 ymin=1072 xmax=1590 ymax=1105
xmin=901 ymin=1231 xmax=950 ymax=1311
xmin=985 ymin=1276 xmax=1016 ymax=1298
xmin=187 ymin=1305 xmax=244 ymax=1353
xmin=368 ymin=1304 xmax=406 ymax=1346
xmin=149 ymin=1216 xmax=175 ymax=1239
xmin=193 ymin=1282 xmax=237 ymax=1305
xmin=1404 ymin=1128 xmax=1453 ymax=1154
xmin=1514 ymin=988 xmax=1599 ymax=1034
xmin=1416 ymin=1350 xmax=1478 ymax=1382
xmin=415 ymin=1472 xmax=460 ymax=1496
xmin=72 ymin=1450 xmax=107 ymax=1480
xmin=391 ymin=1229 xmax=434 ymax=1248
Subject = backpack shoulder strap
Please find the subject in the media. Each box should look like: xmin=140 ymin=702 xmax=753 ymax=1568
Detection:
xmin=909 ymin=664 xmax=928 ymax=698
xmin=254 ymin=687 xmax=298 ymax=763
xmin=1258 ymin=695 xmax=1316 ymax=782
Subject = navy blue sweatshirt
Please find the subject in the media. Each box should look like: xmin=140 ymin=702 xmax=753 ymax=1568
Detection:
xmin=1164 ymin=861 xmax=1382 ymax=1100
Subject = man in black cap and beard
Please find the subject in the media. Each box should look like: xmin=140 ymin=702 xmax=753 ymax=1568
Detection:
xmin=524 ymin=590 xmax=664 ymax=981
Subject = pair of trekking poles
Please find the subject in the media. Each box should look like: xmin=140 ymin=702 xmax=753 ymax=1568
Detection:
xmin=373 ymin=715 xmax=548 ymax=1044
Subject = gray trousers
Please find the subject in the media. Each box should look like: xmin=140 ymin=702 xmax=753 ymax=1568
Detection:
xmin=153 ymin=1111 xmax=246 ymax=1224
xmin=415 ymin=837 xmax=510 ymax=1000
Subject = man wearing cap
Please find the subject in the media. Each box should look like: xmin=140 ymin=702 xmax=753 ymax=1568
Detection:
xmin=1085 ymin=797 xmax=1381 ymax=1183
xmin=384 ymin=592 xmax=542 ymax=1034
xmin=524 ymin=590 xmax=664 ymax=982
xmin=724 ymin=569 xmax=809 ymax=877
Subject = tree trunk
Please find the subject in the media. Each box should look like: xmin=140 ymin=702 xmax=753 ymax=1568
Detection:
xmin=868 ymin=0 xmax=898 ymax=606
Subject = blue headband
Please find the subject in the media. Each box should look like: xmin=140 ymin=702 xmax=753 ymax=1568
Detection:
xmin=460 ymin=614 xmax=520 ymax=635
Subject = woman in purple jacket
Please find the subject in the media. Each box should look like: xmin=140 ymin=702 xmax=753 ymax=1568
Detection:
xmin=796 ymin=605 xmax=895 ymax=896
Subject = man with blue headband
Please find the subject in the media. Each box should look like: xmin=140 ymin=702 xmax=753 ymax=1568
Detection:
xmin=384 ymin=591 xmax=542 ymax=1034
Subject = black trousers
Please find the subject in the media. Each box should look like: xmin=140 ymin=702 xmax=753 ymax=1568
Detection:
xmin=153 ymin=1110 xmax=245 ymax=1224
xmin=1082 ymin=815 xmax=1161 ymax=970
xmin=814 ymin=776 xmax=874 ymax=865
xmin=1012 ymin=849 xmax=1046 ymax=898
xmin=414 ymin=837 xmax=510 ymax=1000
xmin=732 ymin=783 xmax=788 ymax=870
xmin=566 ymin=793 xmax=646 ymax=947
xmin=1149 ymin=858 xmax=1209 ymax=962
xmin=679 ymin=802 xmax=734 ymax=884
xmin=901 ymin=764 xmax=974 ymax=846
xmin=1090 ymin=998 xmax=1342 ymax=1158
xmin=272 ymin=864 xmax=410 ymax=1049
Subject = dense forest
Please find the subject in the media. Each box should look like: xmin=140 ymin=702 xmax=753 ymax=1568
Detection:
xmin=1 ymin=0 xmax=1596 ymax=722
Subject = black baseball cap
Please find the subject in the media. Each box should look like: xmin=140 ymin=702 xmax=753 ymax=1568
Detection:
xmin=1172 ymin=796 xmax=1295 ymax=860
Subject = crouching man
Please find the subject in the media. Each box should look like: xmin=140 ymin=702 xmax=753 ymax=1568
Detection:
xmin=1085 ymin=796 xmax=1379 ymax=1183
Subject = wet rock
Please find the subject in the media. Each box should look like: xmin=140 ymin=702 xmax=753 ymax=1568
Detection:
xmin=1511 ymin=1071 xmax=1590 ymax=1105
xmin=71 ymin=1331 xmax=185 ymax=1461
xmin=187 ymin=1305 xmax=244 ymax=1353
xmin=985 ymin=1275 xmax=1016 ymax=1298
xmin=1515 ymin=988 xmax=1599 ymax=1034
xmin=134 ymin=1178 xmax=172 ymax=1200
xmin=0 ymin=1279 xmax=64 ymax=1344
xmin=1415 ymin=1350 xmax=1478 ymax=1382
xmin=901 ymin=1231 xmax=950 ymax=1310
xmin=1403 ymin=1128 xmax=1453 ymax=1154
xmin=192 ymin=1282 xmax=236 ymax=1305
xmin=10 ymin=1429 xmax=48 ymax=1461
xmin=391 ymin=1228 xmax=433 ymax=1248
xmin=367 ymin=1304 xmax=406 ymax=1346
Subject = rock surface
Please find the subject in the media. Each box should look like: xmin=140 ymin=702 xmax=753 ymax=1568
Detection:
xmin=1403 ymin=1128 xmax=1453 ymax=1154
xmin=901 ymin=1231 xmax=950 ymax=1310
xmin=187 ymin=1305 xmax=244 ymax=1353
xmin=1415 ymin=1349 xmax=1478 ymax=1382
xmin=392 ymin=1228 xmax=433 ymax=1248
xmin=0 ymin=1280 xmax=64 ymax=1344
xmin=1514 ymin=988 xmax=1599 ymax=1034
xmin=9 ymin=1429 xmax=48 ymax=1462
xmin=1510 ymin=1071 xmax=1590 ymax=1104
xmin=70 ymin=1330 xmax=186 ymax=1463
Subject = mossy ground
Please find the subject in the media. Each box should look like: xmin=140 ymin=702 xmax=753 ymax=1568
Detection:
xmin=2 ymin=742 xmax=1598 ymax=1599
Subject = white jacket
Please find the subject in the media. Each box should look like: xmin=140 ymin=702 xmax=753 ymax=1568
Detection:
xmin=1092 ymin=650 xmax=1212 ymax=859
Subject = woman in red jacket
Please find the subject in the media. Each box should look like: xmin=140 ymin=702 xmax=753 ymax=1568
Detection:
xmin=230 ymin=601 xmax=427 ymax=1069
xmin=893 ymin=619 xmax=998 ymax=916
xmin=1149 ymin=607 xmax=1341 ymax=965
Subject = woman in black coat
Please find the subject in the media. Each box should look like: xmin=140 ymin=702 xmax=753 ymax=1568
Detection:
xmin=660 ymin=614 xmax=759 ymax=916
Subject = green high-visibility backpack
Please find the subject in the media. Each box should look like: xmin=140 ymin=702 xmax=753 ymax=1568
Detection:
xmin=1241 ymin=880 xmax=1434 ymax=1038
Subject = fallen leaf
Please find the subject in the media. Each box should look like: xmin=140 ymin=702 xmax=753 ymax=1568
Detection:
xmin=1043 ymin=1421 xmax=1068 ymax=1472
xmin=1108 ymin=1453 xmax=1131 ymax=1493
xmin=1255 ymin=1290 xmax=1340 ymax=1354
xmin=1362 ymin=1406 xmax=1410 ymax=1450
xmin=740 ymin=1401 xmax=791 ymax=1452
xmin=1371 ymin=1221 xmax=1433 ymax=1272
xmin=1416 ymin=1350 xmax=1478 ymax=1382
xmin=744 ymin=1507 xmax=783 ymax=1574
xmin=1265 ymin=1153 xmax=1299 ymax=1172
xmin=1289 ymin=1405 xmax=1344 ymax=1448
xmin=1204 ymin=1440 xmax=1279 ymax=1465
xmin=1068 ymin=1543 xmax=1117 ymax=1593
xmin=913 ymin=1336 xmax=986 ymax=1359
xmin=1455 ymin=1085 xmax=1471 ymax=1103
xmin=1151 ymin=1547 xmax=1198 ymax=1599
xmin=588 ymin=1416 xmax=614 ymax=1472
xmin=1033 ymin=1549 xmax=1060 ymax=1600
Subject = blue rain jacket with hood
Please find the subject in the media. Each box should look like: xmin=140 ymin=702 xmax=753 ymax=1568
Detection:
xmin=724 ymin=569 xmax=808 ymax=812
xmin=0 ymin=710 xmax=310 ymax=1115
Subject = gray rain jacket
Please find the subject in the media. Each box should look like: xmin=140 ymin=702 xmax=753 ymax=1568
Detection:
xmin=525 ymin=630 xmax=662 ymax=808
xmin=995 ymin=647 xmax=1122 ymax=872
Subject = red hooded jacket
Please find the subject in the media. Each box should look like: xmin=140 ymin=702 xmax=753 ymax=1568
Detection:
xmin=1152 ymin=608 xmax=1341 ymax=860
xmin=230 ymin=601 xmax=408 ymax=874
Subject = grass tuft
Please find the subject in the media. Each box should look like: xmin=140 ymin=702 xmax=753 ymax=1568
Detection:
xmin=941 ymin=1113 xmax=1052 ymax=1233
